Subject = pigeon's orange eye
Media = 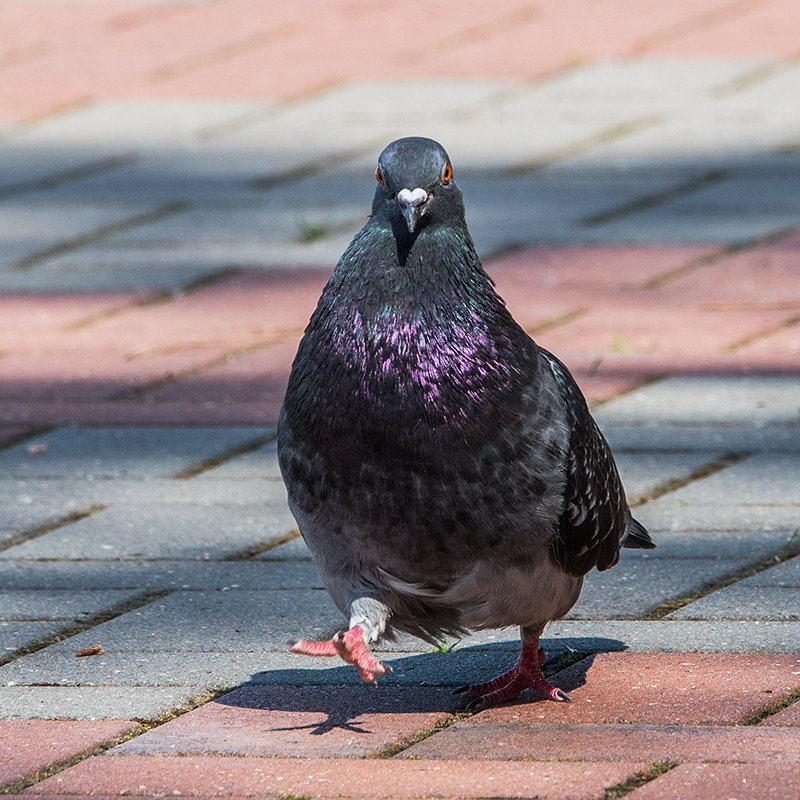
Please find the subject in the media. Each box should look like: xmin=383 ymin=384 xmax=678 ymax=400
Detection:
xmin=375 ymin=167 xmax=385 ymax=186
xmin=441 ymin=162 xmax=452 ymax=184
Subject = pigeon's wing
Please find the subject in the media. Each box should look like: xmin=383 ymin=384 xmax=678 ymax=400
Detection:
xmin=540 ymin=350 xmax=630 ymax=577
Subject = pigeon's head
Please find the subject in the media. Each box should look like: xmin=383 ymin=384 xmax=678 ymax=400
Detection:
xmin=373 ymin=137 xmax=462 ymax=234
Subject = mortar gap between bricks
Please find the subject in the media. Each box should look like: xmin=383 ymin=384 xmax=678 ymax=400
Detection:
xmin=66 ymin=265 xmax=246 ymax=331
xmin=113 ymin=332 xmax=297 ymax=400
xmin=629 ymin=451 xmax=749 ymax=508
xmin=10 ymin=201 xmax=191 ymax=271
xmin=601 ymin=761 xmax=678 ymax=800
xmin=0 ymin=152 xmax=138 ymax=203
xmin=0 ymin=589 xmax=172 ymax=668
xmin=171 ymin=431 xmax=277 ymax=479
xmin=742 ymin=686 xmax=800 ymax=726
xmin=726 ymin=311 xmax=800 ymax=353
xmin=0 ymin=503 xmax=109 ymax=555
xmin=643 ymin=543 xmax=800 ymax=620
xmin=508 ymin=114 xmax=661 ymax=176
xmin=0 ymin=724 xmax=147 ymax=796
xmin=249 ymin=140 xmax=382 ymax=191
xmin=225 ymin=529 xmax=301 ymax=561
xmin=588 ymin=372 xmax=667 ymax=411
xmin=377 ymin=711 xmax=476 ymax=759
xmin=642 ymin=225 xmax=798 ymax=289
xmin=580 ymin=169 xmax=728 ymax=228
xmin=0 ymin=425 xmax=55 ymax=453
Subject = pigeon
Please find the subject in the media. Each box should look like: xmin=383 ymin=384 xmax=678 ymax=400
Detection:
xmin=277 ymin=136 xmax=654 ymax=707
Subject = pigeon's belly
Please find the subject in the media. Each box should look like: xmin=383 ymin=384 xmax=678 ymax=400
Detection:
xmin=281 ymin=420 xmax=568 ymax=614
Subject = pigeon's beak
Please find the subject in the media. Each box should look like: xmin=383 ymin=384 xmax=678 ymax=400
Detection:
xmin=396 ymin=187 xmax=429 ymax=233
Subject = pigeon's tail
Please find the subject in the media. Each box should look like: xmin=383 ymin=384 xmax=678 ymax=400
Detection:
xmin=623 ymin=517 xmax=655 ymax=550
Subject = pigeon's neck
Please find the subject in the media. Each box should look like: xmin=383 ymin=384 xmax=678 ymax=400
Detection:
xmin=286 ymin=217 xmax=537 ymax=442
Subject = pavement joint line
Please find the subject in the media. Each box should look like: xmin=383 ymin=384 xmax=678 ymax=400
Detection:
xmin=580 ymin=169 xmax=728 ymax=228
xmin=0 ymin=425 xmax=54 ymax=453
xmin=224 ymin=529 xmax=302 ymax=561
xmin=711 ymin=52 xmax=800 ymax=98
xmin=195 ymin=77 xmax=351 ymax=143
xmin=628 ymin=451 xmax=749 ymax=508
xmin=149 ymin=23 xmax=299 ymax=82
xmin=0 ymin=41 xmax=48 ymax=70
xmin=9 ymin=201 xmax=191 ymax=271
xmin=641 ymin=225 xmax=798 ymax=289
xmin=742 ymin=685 xmax=800 ymax=725
xmin=0 ymin=588 xmax=172 ymax=668
xmin=0 ymin=724 xmax=147 ymax=796
xmin=107 ymin=1 xmax=201 ymax=33
xmin=0 ymin=152 xmax=138 ymax=203
xmin=725 ymin=311 xmax=800 ymax=354
xmin=643 ymin=548 xmax=800 ymax=622
xmin=507 ymin=114 xmax=662 ymax=176
xmin=401 ymin=5 xmax=540 ymax=64
xmin=248 ymin=140 xmax=384 ymax=191
xmin=0 ymin=504 xmax=109 ymax=556
xmin=21 ymin=95 xmax=94 ymax=127
xmin=524 ymin=307 xmax=588 ymax=338
xmin=628 ymin=0 xmax=756 ymax=56
xmin=111 ymin=330 xmax=302 ymax=400
xmin=171 ymin=431 xmax=277 ymax=479
xmin=376 ymin=710 xmax=475 ymax=759
xmin=601 ymin=761 xmax=678 ymax=800
xmin=65 ymin=266 xmax=246 ymax=331
xmin=588 ymin=373 xmax=667 ymax=411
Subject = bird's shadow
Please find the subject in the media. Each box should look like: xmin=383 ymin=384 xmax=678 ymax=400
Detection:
xmin=213 ymin=637 xmax=623 ymax=736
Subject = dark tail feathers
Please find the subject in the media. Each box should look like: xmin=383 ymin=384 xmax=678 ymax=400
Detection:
xmin=623 ymin=517 xmax=655 ymax=549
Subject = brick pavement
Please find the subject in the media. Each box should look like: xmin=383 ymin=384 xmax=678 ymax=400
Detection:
xmin=1 ymin=1 xmax=800 ymax=798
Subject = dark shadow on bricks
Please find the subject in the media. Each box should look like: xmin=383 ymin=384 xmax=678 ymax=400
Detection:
xmin=212 ymin=642 xmax=613 ymax=728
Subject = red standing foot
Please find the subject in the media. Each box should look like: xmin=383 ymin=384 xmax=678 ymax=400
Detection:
xmin=291 ymin=624 xmax=387 ymax=683
xmin=454 ymin=634 xmax=571 ymax=709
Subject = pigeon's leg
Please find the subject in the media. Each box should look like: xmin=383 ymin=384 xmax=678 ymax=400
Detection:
xmin=290 ymin=595 xmax=390 ymax=684
xmin=455 ymin=625 xmax=572 ymax=709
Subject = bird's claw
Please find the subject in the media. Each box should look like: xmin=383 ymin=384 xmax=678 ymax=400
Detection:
xmin=290 ymin=625 xmax=387 ymax=684
xmin=554 ymin=688 xmax=573 ymax=703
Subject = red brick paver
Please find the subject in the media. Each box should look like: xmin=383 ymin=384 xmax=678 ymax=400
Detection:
xmin=0 ymin=720 xmax=139 ymax=790
xmin=112 ymin=685 xmax=460 ymax=758
xmin=626 ymin=762 xmax=800 ymax=800
xmin=477 ymin=653 xmax=800 ymax=725
xmin=27 ymin=755 xmax=648 ymax=799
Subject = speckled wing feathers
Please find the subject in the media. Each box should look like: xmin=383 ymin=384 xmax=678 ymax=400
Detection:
xmin=540 ymin=350 xmax=631 ymax=576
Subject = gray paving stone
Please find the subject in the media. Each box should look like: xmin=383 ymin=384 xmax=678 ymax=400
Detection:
xmin=673 ymin=453 xmax=800 ymax=506
xmin=0 ymin=649 xmax=283 ymax=689
xmin=1 ymin=501 xmax=295 ymax=560
xmin=33 ymin=589 xmax=344 ymax=655
xmin=0 ymin=590 xmax=140 ymax=621
xmin=601 ymin=423 xmax=800 ymax=453
xmin=1 ymin=621 xmax=64 ymax=656
xmin=544 ymin=619 xmax=800 ymax=654
xmin=0 ymin=559 xmax=322 ymax=591
xmin=255 ymin=534 xmax=311 ymax=561
xmin=636 ymin=499 xmax=800 ymax=534
xmin=668 ymin=585 xmax=800 ymax=621
xmin=595 ymin=376 xmax=800 ymax=427
xmin=532 ymin=59 xmax=768 ymax=110
xmin=618 ymin=530 xmax=792 ymax=562
xmin=0 ymin=427 xmax=269 ymax=479
xmin=0 ymin=197 xmax=160 ymax=268
xmin=572 ymin=556 xmax=759 ymax=619
xmin=0 ymin=685 xmax=208 ymax=720
xmin=0 ymin=474 xmax=282 ymax=511
xmin=614 ymin=451 xmax=724 ymax=504
xmin=740 ymin=556 xmax=800 ymax=588
xmin=199 ymin=439 xmax=282 ymax=481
